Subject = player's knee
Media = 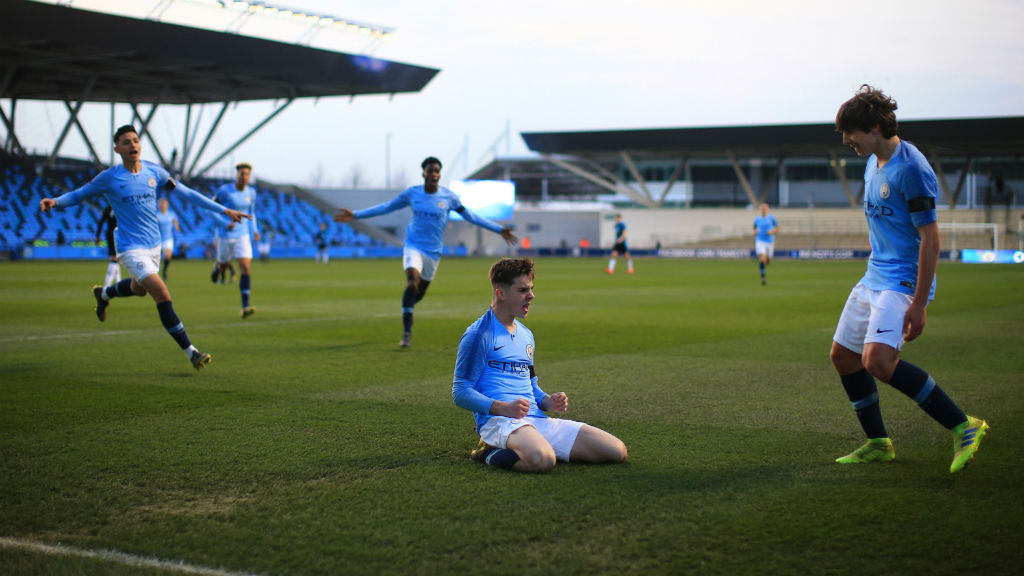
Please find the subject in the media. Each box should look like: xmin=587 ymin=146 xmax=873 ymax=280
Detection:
xmin=519 ymin=447 xmax=556 ymax=473
xmin=861 ymin=354 xmax=896 ymax=382
xmin=610 ymin=439 xmax=628 ymax=463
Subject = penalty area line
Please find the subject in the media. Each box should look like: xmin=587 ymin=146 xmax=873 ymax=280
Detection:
xmin=0 ymin=536 xmax=264 ymax=576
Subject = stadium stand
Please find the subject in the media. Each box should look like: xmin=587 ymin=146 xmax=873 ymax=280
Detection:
xmin=1 ymin=153 xmax=385 ymax=259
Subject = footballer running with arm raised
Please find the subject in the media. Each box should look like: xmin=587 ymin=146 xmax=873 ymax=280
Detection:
xmin=334 ymin=156 xmax=517 ymax=347
xmin=39 ymin=124 xmax=250 ymax=371
xmin=452 ymin=257 xmax=627 ymax=473
xmin=212 ymin=162 xmax=260 ymax=318
xmin=830 ymin=85 xmax=988 ymax=473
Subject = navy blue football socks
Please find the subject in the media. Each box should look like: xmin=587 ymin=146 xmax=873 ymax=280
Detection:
xmin=105 ymin=278 xmax=134 ymax=299
xmin=240 ymin=274 xmax=251 ymax=308
xmin=887 ymin=360 xmax=967 ymax=430
xmin=156 ymin=300 xmax=191 ymax=350
xmin=485 ymin=448 xmax=520 ymax=470
xmin=841 ymin=368 xmax=888 ymax=438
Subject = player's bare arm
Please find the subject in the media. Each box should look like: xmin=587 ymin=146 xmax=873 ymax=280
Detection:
xmin=904 ymin=221 xmax=939 ymax=342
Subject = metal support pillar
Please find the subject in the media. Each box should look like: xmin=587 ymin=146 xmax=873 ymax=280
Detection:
xmin=726 ymin=149 xmax=759 ymax=206
xmin=194 ymin=98 xmax=294 ymax=179
xmin=62 ymin=100 xmax=102 ymax=167
xmin=47 ymin=75 xmax=96 ymax=167
xmin=827 ymin=151 xmax=859 ymax=207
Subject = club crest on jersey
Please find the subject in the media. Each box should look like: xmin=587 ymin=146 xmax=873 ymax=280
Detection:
xmin=437 ymin=200 xmax=446 ymax=210
xmin=526 ymin=345 xmax=534 ymax=361
xmin=147 ymin=177 xmax=156 ymax=188
xmin=879 ymin=182 xmax=891 ymax=199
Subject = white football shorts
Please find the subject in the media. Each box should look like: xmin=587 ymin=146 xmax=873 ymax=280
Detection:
xmin=833 ymin=282 xmax=918 ymax=353
xmin=479 ymin=416 xmax=584 ymax=462
xmin=755 ymin=239 xmax=775 ymax=258
xmin=160 ymin=238 xmax=174 ymax=252
xmin=217 ymin=236 xmax=253 ymax=263
xmin=403 ymin=247 xmax=439 ymax=281
xmin=118 ymin=246 xmax=161 ymax=282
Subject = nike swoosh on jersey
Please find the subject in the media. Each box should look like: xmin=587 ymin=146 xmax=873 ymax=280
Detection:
xmin=493 ymin=345 xmax=505 ymax=350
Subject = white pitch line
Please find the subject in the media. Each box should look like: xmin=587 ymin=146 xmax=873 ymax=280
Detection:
xmin=0 ymin=536 xmax=265 ymax=576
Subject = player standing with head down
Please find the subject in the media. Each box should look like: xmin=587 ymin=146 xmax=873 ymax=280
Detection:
xmin=212 ymin=162 xmax=259 ymax=318
xmin=39 ymin=125 xmax=250 ymax=371
xmin=830 ymin=85 xmax=988 ymax=473
xmin=452 ymin=258 xmax=627 ymax=473
xmin=334 ymin=156 xmax=517 ymax=347
xmin=752 ymin=203 xmax=778 ymax=285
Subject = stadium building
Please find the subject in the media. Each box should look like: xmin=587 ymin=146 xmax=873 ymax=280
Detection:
xmin=3 ymin=0 xmax=1022 ymax=262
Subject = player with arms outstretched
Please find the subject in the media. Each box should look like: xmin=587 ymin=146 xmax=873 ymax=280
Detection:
xmin=213 ymin=162 xmax=260 ymax=318
xmin=39 ymin=125 xmax=250 ymax=371
xmin=334 ymin=156 xmax=517 ymax=347
xmin=452 ymin=257 xmax=627 ymax=473
xmin=831 ymin=85 xmax=988 ymax=473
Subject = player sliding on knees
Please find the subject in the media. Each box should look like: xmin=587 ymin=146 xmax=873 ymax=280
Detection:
xmin=453 ymin=258 xmax=627 ymax=472
xmin=39 ymin=124 xmax=251 ymax=371
xmin=334 ymin=156 xmax=516 ymax=348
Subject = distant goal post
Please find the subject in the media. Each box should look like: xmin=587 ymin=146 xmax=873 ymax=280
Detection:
xmin=937 ymin=222 xmax=998 ymax=257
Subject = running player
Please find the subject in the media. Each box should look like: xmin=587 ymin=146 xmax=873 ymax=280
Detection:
xmin=453 ymin=257 xmax=627 ymax=472
xmin=831 ymin=85 xmax=988 ymax=473
xmin=334 ymin=156 xmax=517 ymax=347
xmin=605 ymin=213 xmax=633 ymax=275
xmin=212 ymin=162 xmax=260 ymax=318
xmin=39 ymin=125 xmax=250 ymax=371
xmin=752 ymin=203 xmax=778 ymax=285
xmin=156 ymin=197 xmax=180 ymax=280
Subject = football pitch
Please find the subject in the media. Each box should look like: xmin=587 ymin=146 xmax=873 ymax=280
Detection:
xmin=1 ymin=257 xmax=1022 ymax=575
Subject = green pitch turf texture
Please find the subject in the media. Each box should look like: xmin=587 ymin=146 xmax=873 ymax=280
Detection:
xmin=1 ymin=257 xmax=1021 ymax=576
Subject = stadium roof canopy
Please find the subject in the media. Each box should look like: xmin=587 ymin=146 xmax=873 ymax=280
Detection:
xmin=469 ymin=117 xmax=1024 ymax=208
xmin=0 ymin=0 xmax=438 ymax=177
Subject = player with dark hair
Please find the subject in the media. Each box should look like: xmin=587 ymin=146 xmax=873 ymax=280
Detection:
xmin=40 ymin=125 xmax=251 ymax=371
xmin=830 ymin=85 xmax=988 ymax=473
xmin=452 ymin=257 xmax=627 ymax=472
xmin=605 ymin=213 xmax=633 ymax=275
xmin=212 ymin=162 xmax=259 ymax=318
xmin=752 ymin=203 xmax=778 ymax=285
xmin=334 ymin=156 xmax=517 ymax=347
xmin=95 ymin=205 xmax=120 ymax=287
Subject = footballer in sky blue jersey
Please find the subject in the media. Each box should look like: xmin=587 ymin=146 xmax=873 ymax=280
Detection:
xmin=40 ymin=125 xmax=251 ymax=371
xmin=212 ymin=163 xmax=260 ymax=318
xmin=334 ymin=156 xmax=517 ymax=347
xmin=156 ymin=197 xmax=180 ymax=280
xmin=452 ymin=258 xmax=627 ymax=472
xmin=830 ymin=85 xmax=987 ymax=473
xmin=752 ymin=203 xmax=778 ymax=284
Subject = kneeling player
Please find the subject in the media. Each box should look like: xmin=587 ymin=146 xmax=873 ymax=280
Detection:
xmin=452 ymin=258 xmax=627 ymax=473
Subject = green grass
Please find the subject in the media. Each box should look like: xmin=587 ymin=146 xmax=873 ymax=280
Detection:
xmin=1 ymin=257 xmax=1022 ymax=575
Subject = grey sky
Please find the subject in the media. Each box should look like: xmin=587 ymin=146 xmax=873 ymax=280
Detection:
xmin=10 ymin=0 xmax=1024 ymax=188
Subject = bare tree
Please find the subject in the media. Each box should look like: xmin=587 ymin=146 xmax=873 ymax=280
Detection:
xmin=346 ymin=163 xmax=369 ymax=189
xmin=308 ymin=162 xmax=326 ymax=188
xmin=391 ymin=166 xmax=409 ymax=190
